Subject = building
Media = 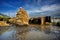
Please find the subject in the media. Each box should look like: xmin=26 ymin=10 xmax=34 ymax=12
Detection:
xmin=29 ymin=16 xmax=51 ymax=25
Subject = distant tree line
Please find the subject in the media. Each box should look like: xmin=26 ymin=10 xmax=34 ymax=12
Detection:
xmin=0 ymin=15 xmax=11 ymax=23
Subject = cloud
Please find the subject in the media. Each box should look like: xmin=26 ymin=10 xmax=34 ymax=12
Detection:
xmin=41 ymin=4 xmax=60 ymax=11
xmin=27 ymin=4 xmax=60 ymax=13
xmin=29 ymin=10 xmax=60 ymax=17
xmin=1 ymin=10 xmax=17 ymax=17
xmin=33 ymin=0 xmax=41 ymax=5
xmin=27 ymin=4 xmax=60 ymax=17
xmin=3 ymin=2 xmax=15 ymax=8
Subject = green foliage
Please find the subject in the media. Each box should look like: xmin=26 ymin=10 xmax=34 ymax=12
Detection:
xmin=0 ymin=15 xmax=10 ymax=22
xmin=52 ymin=22 xmax=60 ymax=26
xmin=52 ymin=22 xmax=57 ymax=25
xmin=56 ymin=22 xmax=60 ymax=26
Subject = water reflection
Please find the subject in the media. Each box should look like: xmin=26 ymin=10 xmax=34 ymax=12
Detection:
xmin=16 ymin=26 xmax=29 ymax=40
xmin=16 ymin=25 xmax=60 ymax=40
xmin=0 ymin=26 xmax=17 ymax=40
xmin=0 ymin=25 xmax=60 ymax=40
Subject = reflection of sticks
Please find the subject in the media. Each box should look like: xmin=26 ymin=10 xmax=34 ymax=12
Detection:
xmin=40 ymin=25 xmax=51 ymax=32
xmin=40 ymin=25 xmax=44 ymax=31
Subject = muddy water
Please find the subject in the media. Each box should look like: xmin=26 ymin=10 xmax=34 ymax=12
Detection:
xmin=0 ymin=25 xmax=60 ymax=40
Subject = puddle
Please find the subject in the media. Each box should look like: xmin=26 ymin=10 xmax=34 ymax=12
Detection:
xmin=0 ymin=25 xmax=60 ymax=40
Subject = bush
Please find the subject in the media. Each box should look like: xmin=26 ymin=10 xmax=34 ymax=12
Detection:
xmin=52 ymin=22 xmax=57 ymax=25
xmin=52 ymin=22 xmax=60 ymax=26
xmin=56 ymin=22 xmax=60 ymax=26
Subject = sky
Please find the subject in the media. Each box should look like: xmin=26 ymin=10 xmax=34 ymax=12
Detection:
xmin=0 ymin=0 xmax=60 ymax=17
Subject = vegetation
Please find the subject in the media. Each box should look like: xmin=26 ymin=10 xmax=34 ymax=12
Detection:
xmin=56 ymin=22 xmax=60 ymax=26
xmin=0 ymin=13 xmax=10 ymax=23
xmin=52 ymin=22 xmax=60 ymax=26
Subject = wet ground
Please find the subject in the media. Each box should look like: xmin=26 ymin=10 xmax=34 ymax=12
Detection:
xmin=0 ymin=25 xmax=60 ymax=40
